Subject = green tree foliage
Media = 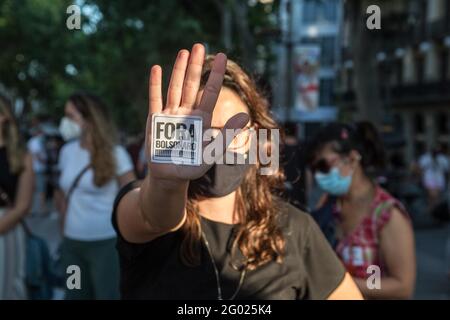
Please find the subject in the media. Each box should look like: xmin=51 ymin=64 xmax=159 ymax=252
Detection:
xmin=0 ymin=0 xmax=277 ymax=134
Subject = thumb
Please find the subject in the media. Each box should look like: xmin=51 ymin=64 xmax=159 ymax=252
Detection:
xmin=214 ymin=112 xmax=250 ymax=162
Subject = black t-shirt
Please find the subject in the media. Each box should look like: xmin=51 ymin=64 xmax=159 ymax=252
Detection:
xmin=0 ymin=146 xmax=19 ymax=206
xmin=112 ymin=181 xmax=345 ymax=300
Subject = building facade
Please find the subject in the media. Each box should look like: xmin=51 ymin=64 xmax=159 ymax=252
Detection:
xmin=337 ymin=0 xmax=450 ymax=163
xmin=272 ymin=0 xmax=342 ymax=138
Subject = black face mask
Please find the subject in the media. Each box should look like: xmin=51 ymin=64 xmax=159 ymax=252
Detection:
xmin=188 ymin=162 xmax=252 ymax=199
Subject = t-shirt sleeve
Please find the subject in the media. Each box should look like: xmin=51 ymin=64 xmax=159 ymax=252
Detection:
xmin=114 ymin=145 xmax=134 ymax=176
xmin=302 ymin=215 xmax=346 ymax=300
xmin=111 ymin=180 xmax=151 ymax=260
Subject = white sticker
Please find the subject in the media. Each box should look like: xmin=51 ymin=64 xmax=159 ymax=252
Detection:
xmin=352 ymin=246 xmax=364 ymax=266
xmin=342 ymin=246 xmax=350 ymax=263
xmin=151 ymin=114 xmax=203 ymax=166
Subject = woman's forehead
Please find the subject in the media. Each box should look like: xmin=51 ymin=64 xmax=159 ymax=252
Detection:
xmin=315 ymin=143 xmax=340 ymax=160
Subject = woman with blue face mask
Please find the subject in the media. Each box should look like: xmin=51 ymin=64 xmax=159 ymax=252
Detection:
xmin=307 ymin=122 xmax=416 ymax=299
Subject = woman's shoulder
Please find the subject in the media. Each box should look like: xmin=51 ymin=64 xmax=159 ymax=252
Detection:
xmin=375 ymin=186 xmax=404 ymax=208
xmin=276 ymin=200 xmax=316 ymax=237
xmin=59 ymin=139 xmax=80 ymax=154
xmin=373 ymin=186 xmax=410 ymax=229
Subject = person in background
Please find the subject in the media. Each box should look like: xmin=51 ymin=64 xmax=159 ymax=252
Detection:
xmin=307 ymin=122 xmax=415 ymax=299
xmin=418 ymin=147 xmax=449 ymax=216
xmin=44 ymin=133 xmax=64 ymax=213
xmin=0 ymin=95 xmax=34 ymax=299
xmin=27 ymin=116 xmax=48 ymax=215
xmin=54 ymin=92 xmax=135 ymax=299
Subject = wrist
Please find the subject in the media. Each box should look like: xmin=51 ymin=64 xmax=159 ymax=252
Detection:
xmin=146 ymin=173 xmax=189 ymax=192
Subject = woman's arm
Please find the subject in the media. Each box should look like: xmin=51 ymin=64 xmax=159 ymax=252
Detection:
xmin=354 ymin=207 xmax=416 ymax=299
xmin=0 ymin=153 xmax=34 ymax=234
xmin=117 ymin=175 xmax=188 ymax=243
xmin=328 ymin=273 xmax=363 ymax=300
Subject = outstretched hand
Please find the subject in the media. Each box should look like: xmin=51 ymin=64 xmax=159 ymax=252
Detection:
xmin=144 ymin=43 xmax=249 ymax=182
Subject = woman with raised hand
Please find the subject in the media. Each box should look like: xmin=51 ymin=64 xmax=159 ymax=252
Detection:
xmin=113 ymin=43 xmax=362 ymax=300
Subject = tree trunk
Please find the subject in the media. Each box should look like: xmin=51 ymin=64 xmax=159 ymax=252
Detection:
xmin=347 ymin=0 xmax=384 ymax=127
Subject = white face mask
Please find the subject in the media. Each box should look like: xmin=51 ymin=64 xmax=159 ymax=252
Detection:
xmin=59 ymin=116 xmax=81 ymax=141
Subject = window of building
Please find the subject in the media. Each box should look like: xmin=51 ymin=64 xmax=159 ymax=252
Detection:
xmin=320 ymin=36 xmax=336 ymax=67
xmin=442 ymin=49 xmax=449 ymax=81
xmin=424 ymin=44 xmax=441 ymax=82
xmin=319 ymin=78 xmax=334 ymax=106
xmin=322 ymin=0 xmax=338 ymax=23
xmin=436 ymin=112 xmax=449 ymax=134
xmin=414 ymin=113 xmax=425 ymax=133
xmin=416 ymin=53 xmax=425 ymax=83
xmin=346 ymin=68 xmax=353 ymax=91
xmin=303 ymin=0 xmax=338 ymax=24
xmin=393 ymin=114 xmax=404 ymax=133
xmin=303 ymin=0 xmax=319 ymax=24
xmin=446 ymin=0 xmax=450 ymax=29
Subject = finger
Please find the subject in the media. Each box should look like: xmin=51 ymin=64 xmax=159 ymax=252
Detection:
xmin=197 ymin=52 xmax=226 ymax=114
xmin=181 ymin=43 xmax=205 ymax=109
xmin=203 ymin=113 xmax=249 ymax=166
xmin=167 ymin=49 xmax=189 ymax=110
xmin=144 ymin=115 xmax=151 ymax=161
xmin=149 ymin=65 xmax=163 ymax=114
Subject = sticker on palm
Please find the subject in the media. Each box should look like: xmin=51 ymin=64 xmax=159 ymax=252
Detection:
xmin=151 ymin=114 xmax=202 ymax=166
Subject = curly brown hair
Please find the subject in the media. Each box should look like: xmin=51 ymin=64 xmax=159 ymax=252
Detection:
xmin=68 ymin=93 xmax=117 ymax=187
xmin=180 ymin=56 xmax=286 ymax=271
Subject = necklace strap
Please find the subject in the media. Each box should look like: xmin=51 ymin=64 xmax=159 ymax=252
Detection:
xmin=201 ymin=231 xmax=246 ymax=300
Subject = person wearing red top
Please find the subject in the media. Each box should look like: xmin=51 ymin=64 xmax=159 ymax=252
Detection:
xmin=307 ymin=122 xmax=416 ymax=299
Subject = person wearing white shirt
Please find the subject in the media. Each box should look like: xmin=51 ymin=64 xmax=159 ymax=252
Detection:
xmin=418 ymin=148 xmax=450 ymax=214
xmin=55 ymin=93 xmax=135 ymax=300
xmin=27 ymin=127 xmax=47 ymax=214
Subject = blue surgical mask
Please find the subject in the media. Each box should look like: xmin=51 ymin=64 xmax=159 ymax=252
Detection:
xmin=315 ymin=167 xmax=352 ymax=196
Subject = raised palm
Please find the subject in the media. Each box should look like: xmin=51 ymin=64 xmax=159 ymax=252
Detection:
xmin=145 ymin=44 xmax=248 ymax=181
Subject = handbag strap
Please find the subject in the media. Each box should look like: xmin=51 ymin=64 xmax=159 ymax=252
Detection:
xmin=65 ymin=164 xmax=91 ymax=205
